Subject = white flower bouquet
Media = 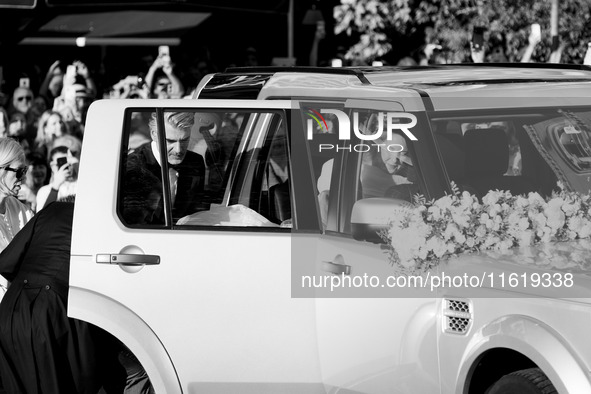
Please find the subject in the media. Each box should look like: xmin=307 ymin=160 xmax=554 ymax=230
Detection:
xmin=381 ymin=182 xmax=591 ymax=274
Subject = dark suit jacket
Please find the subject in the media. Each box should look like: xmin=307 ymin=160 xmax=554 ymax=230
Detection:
xmin=127 ymin=143 xmax=206 ymax=222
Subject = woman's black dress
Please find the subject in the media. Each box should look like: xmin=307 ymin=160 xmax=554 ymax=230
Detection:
xmin=0 ymin=202 xmax=101 ymax=394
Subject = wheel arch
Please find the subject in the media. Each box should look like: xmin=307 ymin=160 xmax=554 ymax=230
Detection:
xmin=456 ymin=315 xmax=591 ymax=394
xmin=68 ymin=286 xmax=182 ymax=394
xmin=465 ymin=348 xmax=537 ymax=394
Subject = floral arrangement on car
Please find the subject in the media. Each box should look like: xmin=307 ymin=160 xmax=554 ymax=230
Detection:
xmin=381 ymin=182 xmax=591 ymax=274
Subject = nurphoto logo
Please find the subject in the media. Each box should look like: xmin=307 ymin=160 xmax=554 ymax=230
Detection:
xmin=305 ymin=108 xmax=418 ymax=153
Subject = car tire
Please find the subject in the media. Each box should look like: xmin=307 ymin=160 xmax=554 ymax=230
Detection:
xmin=487 ymin=368 xmax=557 ymax=394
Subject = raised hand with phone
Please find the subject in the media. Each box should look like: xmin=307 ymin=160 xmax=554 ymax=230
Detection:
xmin=309 ymin=21 xmax=326 ymax=66
xmin=158 ymin=45 xmax=172 ymax=71
xmin=69 ymin=61 xmax=96 ymax=98
xmin=36 ymin=146 xmax=79 ymax=210
xmin=39 ymin=61 xmax=65 ymax=108
xmin=109 ymin=75 xmax=149 ymax=99
xmin=51 ymin=60 xmax=95 ymax=129
xmin=521 ymin=23 xmax=542 ymax=63
xmin=144 ymin=46 xmax=184 ymax=99
xmin=63 ymin=65 xmax=77 ymax=88
xmin=470 ymin=26 xmax=486 ymax=63
xmin=50 ymin=151 xmax=76 ymax=190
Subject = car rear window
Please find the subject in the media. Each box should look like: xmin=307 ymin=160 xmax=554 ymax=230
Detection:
xmin=429 ymin=108 xmax=581 ymax=199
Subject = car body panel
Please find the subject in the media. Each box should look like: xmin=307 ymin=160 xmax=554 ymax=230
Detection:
xmin=448 ymin=311 xmax=591 ymax=394
xmin=313 ymin=235 xmax=440 ymax=393
xmin=72 ymin=66 xmax=591 ymax=393
xmin=72 ymin=99 xmax=325 ymax=393
xmin=433 ymin=253 xmax=591 ymax=393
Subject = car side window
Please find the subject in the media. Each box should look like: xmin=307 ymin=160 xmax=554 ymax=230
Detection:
xmin=119 ymin=110 xmax=166 ymax=227
xmin=118 ymin=109 xmax=291 ymax=229
xmin=325 ymin=110 xmax=426 ymax=235
xmin=342 ymin=112 xmax=427 ymax=236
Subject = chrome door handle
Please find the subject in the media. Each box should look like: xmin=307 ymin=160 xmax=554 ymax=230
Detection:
xmin=96 ymin=254 xmax=160 ymax=266
xmin=322 ymin=261 xmax=351 ymax=275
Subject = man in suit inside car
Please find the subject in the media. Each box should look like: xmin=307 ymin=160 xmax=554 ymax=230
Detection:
xmin=126 ymin=111 xmax=206 ymax=223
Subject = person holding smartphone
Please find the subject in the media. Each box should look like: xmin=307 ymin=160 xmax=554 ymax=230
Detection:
xmin=470 ymin=26 xmax=509 ymax=63
xmin=144 ymin=46 xmax=184 ymax=99
xmin=521 ymin=23 xmax=542 ymax=63
xmin=470 ymin=26 xmax=487 ymax=63
xmin=35 ymin=146 xmax=78 ymax=211
xmin=39 ymin=60 xmax=64 ymax=109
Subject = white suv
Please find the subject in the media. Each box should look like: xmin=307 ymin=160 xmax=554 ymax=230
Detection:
xmin=71 ymin=65 xmax=591 ymax=393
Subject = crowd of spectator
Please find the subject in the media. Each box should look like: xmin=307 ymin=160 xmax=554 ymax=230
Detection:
xmin=0 ymin=58 xmax=89 ymax=212
xmin=1 ymin=19 xmax=591 ymax=393
xmin=0 ymin=41 xmax=265 ymax=194
xmin=0 ymin=43 xmax=232 ymax=212
xmin=0 ymin=22 xmax=589 ymax=214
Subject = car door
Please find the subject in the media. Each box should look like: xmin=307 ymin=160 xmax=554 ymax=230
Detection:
xmin=69 ymin=99 xmax=324 ymax=393
xmin=303 ymin=100 xmax=444 ymax=393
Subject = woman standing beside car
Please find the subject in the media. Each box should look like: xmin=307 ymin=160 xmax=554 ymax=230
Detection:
xmin=0 ymin=138 xmax=34 ymax=293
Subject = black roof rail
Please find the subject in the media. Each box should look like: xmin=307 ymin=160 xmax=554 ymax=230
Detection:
xmin=221 ymin=63 xmax=591 ymax=90
xmin=223 ymin=66 xmax=371 ymax=84
xmin=441 ymin=62 xmax=591 ymax=72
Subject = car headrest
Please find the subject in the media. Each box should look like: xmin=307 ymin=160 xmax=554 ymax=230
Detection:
xmin=464 ymin=128 xmax=509 ymax=177
xmin=434 ymin=133 xmax=465 ymax=181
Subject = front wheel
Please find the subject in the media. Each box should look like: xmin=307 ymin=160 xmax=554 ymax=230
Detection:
xmin=487 ymin=368 xmax=557 ymax=394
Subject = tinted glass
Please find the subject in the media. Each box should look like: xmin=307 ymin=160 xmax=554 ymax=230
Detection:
xmin=119 ymin=109 xmax=291 ymax=229
xmin=427 ymin=108 xmax=591 ymax=198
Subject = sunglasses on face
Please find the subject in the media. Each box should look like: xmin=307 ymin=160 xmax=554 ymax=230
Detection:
xmin=2 ymin=166 xmax=28 ymax=180
xmin=16 ymin=96 xmax=33 ymax=102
